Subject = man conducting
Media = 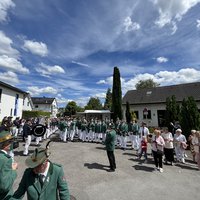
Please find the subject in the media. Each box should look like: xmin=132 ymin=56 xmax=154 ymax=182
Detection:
xmin=105 ymin=123 xmax=116 ymax=172
xmin=12 ymin=142 xmax=70 ymax=200
xmin=0 ymin=130 xmax=18 ymax=200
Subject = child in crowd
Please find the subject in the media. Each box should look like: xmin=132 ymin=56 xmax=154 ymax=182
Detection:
xmin=138 ymin=136 xmax=147 ymax=161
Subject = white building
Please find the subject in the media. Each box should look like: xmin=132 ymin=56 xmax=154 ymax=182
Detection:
xmin=31 ymin=97 xmax=58 ymax=117
xmin=0 ymin=81 xmax=33 ymax=121
xmin=122 ymin=82 xmax=200 ymax=127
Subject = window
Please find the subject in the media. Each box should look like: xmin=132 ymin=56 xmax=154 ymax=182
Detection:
xmin=10 ymin=108 xmax=13 ymax=116
xmin=35 ymin=105 xmax=39 ymax=108
xmin=0 ymin=88 xmax=2 ymax=103
xmin=23 ymin=94 xmax=25 ymax=105
xmin=27 ymin=101 xmax=30 ymax=106
xmin=143 ymin=110 xmax=151 ymax=119
xmin=14 ymin=94 xmax=19 ymax=116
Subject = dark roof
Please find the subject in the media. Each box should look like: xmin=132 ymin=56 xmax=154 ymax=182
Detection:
xmin=31 ymin=97 xmax=55 ymax=104
xmin=0 ymin=81 xmax=27 ymax=94
xmin=122 ymin=82 xmax=200 ymax=105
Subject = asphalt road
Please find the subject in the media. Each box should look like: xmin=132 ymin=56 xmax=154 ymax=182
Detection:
xmin=13 ymin=135 xmax=200 ymax=200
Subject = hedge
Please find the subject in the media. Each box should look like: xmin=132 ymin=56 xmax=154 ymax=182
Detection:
xmin=22 ymin=110 xmax=51 ymax=119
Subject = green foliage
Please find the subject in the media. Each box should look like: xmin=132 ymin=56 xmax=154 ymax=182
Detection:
xmin=165 ymin=95 xmax=180 ymax=129
xmin=22 ymin=110 xmax=51 ymax=119
xmin=64 ymin=101 xmax=77 ymax=116
xmin=85 ymin=97 xmax=103 ymax=110
xmin=76 ymin=106 xmax=85 ymax=112
xmin=104 ymin=88 xmax=112 ymax=110
xmin=180 ymin=96 xmax=200 ymax=138
xmin=135 ymin=79 xmax=160 ymax=90
xmin=111 ymin=66 xmax=122 ymax=122
xmin=131 ymin=111 xmax=137 ymax=121
xmin=125 ymin=101 xmax=131 ymax=123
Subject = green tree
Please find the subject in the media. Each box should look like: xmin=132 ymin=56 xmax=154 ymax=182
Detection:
xmin=135 ymin=79 xmax=160 ymax=90
xmin=111 ymin=66 xmax=122 ymax=122
xmin=180 ymin=96 xmax=200 ymax=138
xmin=104 ymin=88 xmax=112 ymax=110
xmin=125 ymin=101 xmax=131 ymax=123
xmin=64 ymin=101 xmax=77 ymax=116
xmin=165 ymin=95 xmax=180 ymax=130
xmin=85 ymin=97 xmax=103 ymax=110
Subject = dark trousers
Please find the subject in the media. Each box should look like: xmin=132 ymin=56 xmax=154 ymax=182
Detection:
xmin=152 ymin=150 xmax=163 ymax=168
xmin=107 ymin=151 xmax=116 ymax=170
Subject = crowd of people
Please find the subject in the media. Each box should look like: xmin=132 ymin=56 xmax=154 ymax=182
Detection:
xmin=0 ymin=115 xmax=200 ymax=199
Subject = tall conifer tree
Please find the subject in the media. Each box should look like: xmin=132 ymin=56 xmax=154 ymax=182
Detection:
xmin=111 ymin=66 xmax=122 ymax=122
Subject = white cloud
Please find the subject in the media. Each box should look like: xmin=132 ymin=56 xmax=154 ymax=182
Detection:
xmin=76 ymin=96 xmax=90 ymax=107
xmin=96 ymin=80 xmax=106 ymax=84
xmin=0 ymin=0 xmax=15 ymax=22
xmin=0 ymin=55 xmax=29 ymax=74
xmin=0 ymin=31 xmax=19 ymax=58
xmin=156 ymin=56 xmax=168 ymax=63
xmin=36 ymin=63 xmax=65 ymax=77
xmin=0 ymin=71 xmax=19 ymax=83
xmin=123 ymin=16 xmax=140 ymax=32
xmin=94 ymin=92 xmax=106 ymax=99
xmin=71 ymin=61 xmax=90 ymax=68
xmin=23 ymin=40 xmax=48 ymax=57
xmin=27 ymin=86 xmax=58 ymax=96
xmin=153 ymin=0 xmax=200 ymax=33
xmin=197 ymin=19 xmax=200 ymax=29
xmin=122 ymin=68 xmax=200 ymax=93
xmin=56 ymin=95 xmax=70 ymax=105
xmin=96 ymin=76 xmax=113 ymax=85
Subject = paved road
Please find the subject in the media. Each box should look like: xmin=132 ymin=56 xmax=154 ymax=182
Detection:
xmin=13 ymin=137 xmax=200 ymax=200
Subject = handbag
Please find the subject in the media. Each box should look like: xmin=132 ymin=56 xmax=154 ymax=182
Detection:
xmin=157 ymin=149 xmax=164 ymax=156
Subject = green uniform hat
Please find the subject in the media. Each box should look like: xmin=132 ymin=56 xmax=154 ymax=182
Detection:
xmin=25 ymin=141 xmax=52 ymax=168
xmin=0 ymin=130 xmax=14 ymax=146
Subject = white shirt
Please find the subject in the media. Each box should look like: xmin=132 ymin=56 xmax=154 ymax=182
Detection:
xmin=162 ymin=132 xmax=173 ymax=149
xmin=139 ymin=126 xmax=149 ymax=138
xmin=39 ymin=161 xmax=50 ymax=182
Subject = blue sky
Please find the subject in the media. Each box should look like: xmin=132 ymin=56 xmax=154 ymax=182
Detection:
xmin=0 ymin=0 xmax=200 ymax=107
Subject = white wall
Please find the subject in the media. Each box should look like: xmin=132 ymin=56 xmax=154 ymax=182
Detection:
xmin=123 ymin=103 xmax=168 ymax=127
xmin=22 ymin=95 xmax=33 ymax=111
xmin=0 ymin=86 xmax=24 ymax=121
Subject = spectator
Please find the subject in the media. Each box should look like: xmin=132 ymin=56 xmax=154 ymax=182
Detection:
xmin=152 ymin=129 xmax=165 ymax=172
xmin=162 ymin=127 xmax=174 ymax=165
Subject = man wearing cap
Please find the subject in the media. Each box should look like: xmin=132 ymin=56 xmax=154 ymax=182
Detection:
xmin=12 ymin=143 xmax=70 ymax=200
xmin=0 ymin=130 xmax=18 ymax=200
xmin=105 ymin=123 xmax=116 ymax=172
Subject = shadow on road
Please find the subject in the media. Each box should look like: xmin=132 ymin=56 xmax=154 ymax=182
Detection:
xmin=14 ymin=150 xmax=34 ymax=156
xmin=84 ymin=162 xmax=109 ymax=171
xmin=95 ymin=146 xmax=106 ymax=150
xmin=123 ymin=152 xmax=137 ymax=156
xmin=175 ymin=163 xmax=199 ymax=171
xmin=133 ymin=164 xmax=155 ymax=172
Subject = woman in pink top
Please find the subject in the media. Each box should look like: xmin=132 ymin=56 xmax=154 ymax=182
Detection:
xmin=152 ymin=129 xmax=165 ymax=172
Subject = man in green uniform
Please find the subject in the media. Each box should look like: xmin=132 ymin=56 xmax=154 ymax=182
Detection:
xmin=12 ymin=142 xmax=70 ymax=200
xmin=105 ymin=123 xmax=116 ymax=172
xmin=0 ymin=130 xmax=18 ymax=200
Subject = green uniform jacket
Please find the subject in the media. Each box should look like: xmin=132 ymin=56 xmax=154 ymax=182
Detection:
xmin=0 ymin=151 xmax=17 ymax=200
xmin=105 ymin=130 xmax=116 ymax=151
xmin=11 ymin=162 xmax=70 ymax=200
xmin=120 ymin=123 xmax=128 ymax=136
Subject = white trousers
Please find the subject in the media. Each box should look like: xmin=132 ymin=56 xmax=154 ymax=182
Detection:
xmin=70 ymin=129 xmax=76 ymax=141
xmin=175 ymin=146 xmax=185 ymax=162
xmin=23 ymin=135 xmax=32 ymax=155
